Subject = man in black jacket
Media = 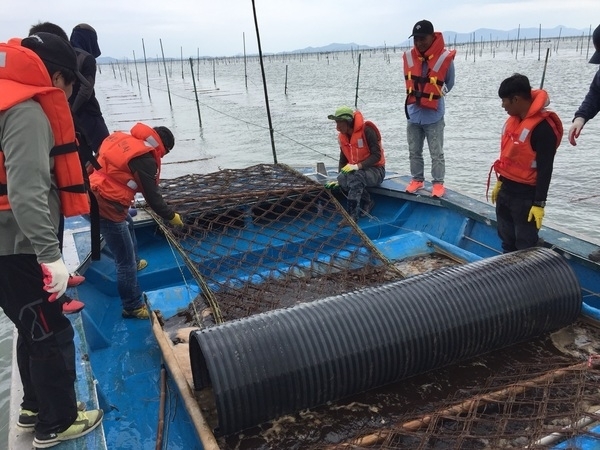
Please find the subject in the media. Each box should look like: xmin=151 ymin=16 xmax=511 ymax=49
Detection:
xmin=568 ymin=23 xmax=600 ymax=261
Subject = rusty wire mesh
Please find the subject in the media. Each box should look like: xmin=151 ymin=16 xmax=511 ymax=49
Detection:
xmin=324 ymin=356 xmax=600 ymax=450
xmin=157 ymin=163 xmax=402 ymax=324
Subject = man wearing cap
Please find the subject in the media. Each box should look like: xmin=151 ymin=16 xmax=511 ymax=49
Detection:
xmin=0 ymin=32 xmax=103 ymax=447
xmin=326 ymin=106 xmax=386 ymax=221
xmin=88 ymin=123 xmax=184 ymax=319
xmin=403 ymin=19 xmax=456 ymax=198
xmin=567 ymin=24 xmax=600 ymax=262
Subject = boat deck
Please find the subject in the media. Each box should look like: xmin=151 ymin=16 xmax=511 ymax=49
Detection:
xmin=8 ymin=169 xmax=600 ymax=450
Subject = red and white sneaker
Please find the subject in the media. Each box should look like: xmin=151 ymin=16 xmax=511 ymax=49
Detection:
xmin=432 ymin=184 xmax=446 ymax=198
xmin=62 ymin=296 xmax=85 ymax=314
xmin=405 ymin=180 xmax=424 ymax=194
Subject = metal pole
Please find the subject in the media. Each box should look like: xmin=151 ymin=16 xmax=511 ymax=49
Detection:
xmin=243 ymin=32 xmax=248 ymax=90
xmin=540 ymin=48 xmax=550 ymax=89
xmin=189 ymin=58 xmax=202 ymax=128
xmin=354 ymin=53 xmax=361 ymax=108
xmin=251 ymin=0 xmax=277 ymax=164
xmin=159 ymin=38 xmax=172 ymax=108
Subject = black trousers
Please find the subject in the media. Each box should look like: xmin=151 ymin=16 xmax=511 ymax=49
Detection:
xmin=495 ymin=189 xmax=539 ymax=252
xmin=0 ymin=254 xmax=77 ymax=434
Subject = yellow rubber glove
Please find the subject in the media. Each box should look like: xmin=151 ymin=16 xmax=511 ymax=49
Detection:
xmin=340 ymin=163 xmax=359 ymax=174
xmin=491 ymin=180 xmax=502 ymax=204
xmin=169 ymin=212 xmax=184 ymax=226
xmin=527 ymin=206 xmax=544 ymax=229
xmin=324 ymin=181 xmax=339 ymax=189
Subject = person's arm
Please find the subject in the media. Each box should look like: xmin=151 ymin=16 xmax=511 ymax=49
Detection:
xmin=574 ymin=70 xmax=600 ymax=122
xmin=338 ymin=150 xmax=348 ymax=171
xmin=358 ymin=125 xmax=382 ymax=170
xmin=70 ymin=54 xmax=96 ymax=113
xmin=128 ymin=154 xmax=175 ymax=220
xmin=530 ymin=119 xmax=557 ymax=203
xmin=2 ymin=101 xmax=62 ymax=263
xmin=444 ymin=60 xmax=455 ymax=93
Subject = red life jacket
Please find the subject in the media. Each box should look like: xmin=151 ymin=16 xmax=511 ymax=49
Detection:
xmin=493 ymin=89 xmax=563 ymax=185
xmin=338 ymin=111 xmax=385 ymax=167
xmin=0 ymin=39 xmax=89 ymax=217
xmin=403 ymin=32 xmax=456 ymax=110
xmin=89 ymin=123 xmax=166 ymax=207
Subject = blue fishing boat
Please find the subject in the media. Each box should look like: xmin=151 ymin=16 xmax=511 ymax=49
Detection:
xmin=8 ymin=163 xmax=600 ymax=450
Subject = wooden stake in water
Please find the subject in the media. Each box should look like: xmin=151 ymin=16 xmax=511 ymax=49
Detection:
xmin=212 ymin=59 xmax=217 ymax=87
xmin=540 ymin=47 xmax=550 ymax=89
xmin=188 ymin=58 xmax=202 ymax=128
xmin=141 ymin=39 xmax=151 ymax=100
xmin=132 ymin=50 xmax=141 ymax=93
xmin=515 ymin=24 xmax=520 ymax=60
xmin=181 ymin=46 xmax=184 ymax=80
xmin=586 ymin=24 xmax=592 ymax=60
xmin=251 ymin=0 xmax=277 ymax=164
xmin=284 ymin=64 xmax=288 ymax=95
xmin=538 ymin=24 xmax=542 ymax=61
xmin=354 ymin=53 xmax=362 ymax=108
xmin=243 ymin=32 xmax=248 ymax=90
xmin=159 ymin=38 xmax=172 ymax=108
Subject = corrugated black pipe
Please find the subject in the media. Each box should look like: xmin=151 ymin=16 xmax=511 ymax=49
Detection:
xmin=189 ymin=247 xmax=581 ymax=435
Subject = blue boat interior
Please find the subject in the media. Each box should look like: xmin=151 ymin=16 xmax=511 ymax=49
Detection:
xmin=61 ymin=173 xmax=600 ymax=449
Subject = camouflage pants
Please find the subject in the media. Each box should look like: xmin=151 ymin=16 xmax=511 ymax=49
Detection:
xmin=337 ymin=166 xmax=385 ymax=203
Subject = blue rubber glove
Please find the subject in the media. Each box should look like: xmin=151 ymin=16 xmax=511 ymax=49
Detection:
xmin=527 ymin=206 xmax=544 ymax=229
xmin=341 ymin=163 xmax=359 ymax=174
xmin=324 ymin=181 xmax=339 ymax=190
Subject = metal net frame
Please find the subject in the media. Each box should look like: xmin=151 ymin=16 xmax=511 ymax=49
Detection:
xmin=324 ymin=355 xmax=600 ymax=450
xmin=155 ymin=164 xmax=402 ymax=324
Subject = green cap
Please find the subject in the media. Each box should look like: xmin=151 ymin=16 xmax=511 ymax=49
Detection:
xmin=327 ymin=106 xmax=354 ymax=121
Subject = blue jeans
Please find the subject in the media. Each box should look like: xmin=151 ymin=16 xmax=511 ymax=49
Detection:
xmin=407 ymin=118 xmax=445 ymax=184
xmin=99 ymin=215 xmax=143 ymax=311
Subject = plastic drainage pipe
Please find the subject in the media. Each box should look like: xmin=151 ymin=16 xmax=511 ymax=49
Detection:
xmin=189 ymin=247 xmax=582 ymax=435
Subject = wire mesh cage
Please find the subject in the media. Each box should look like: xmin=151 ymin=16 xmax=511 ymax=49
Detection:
xmin=156 ymin=163 xmax=403 ymax=324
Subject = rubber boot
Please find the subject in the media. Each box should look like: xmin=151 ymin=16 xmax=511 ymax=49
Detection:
xmin=347 ymin=200 xmax=359 ymax=222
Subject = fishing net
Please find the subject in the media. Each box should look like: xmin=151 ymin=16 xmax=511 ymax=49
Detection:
xmin=155 ymin=163 xmax=403 ymax=324
xmin=322 ymin=353 xmax=600 ymax=450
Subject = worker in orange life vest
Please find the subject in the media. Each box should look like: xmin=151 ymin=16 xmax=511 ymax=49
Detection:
xmin=326 ymin=106 xmax=385 ymax=221
xmin=0 ymin=32 xmax=103 ymax=447
xmin=88 ymin=123 xmax=183 ymax=319
xmin=490 ymin=74 xmax=563 ymax=252
xmin=403 ymin=20 xmax=456 ymax=198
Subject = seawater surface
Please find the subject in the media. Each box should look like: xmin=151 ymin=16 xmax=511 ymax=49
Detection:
xmin=1 ymin=36 xmax=600 ymax=447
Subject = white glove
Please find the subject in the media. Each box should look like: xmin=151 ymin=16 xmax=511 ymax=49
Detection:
xmin=41 ymin=258 xmax=70 ymax=302
xmin=568 ymin=117 xmax=585 ymax=146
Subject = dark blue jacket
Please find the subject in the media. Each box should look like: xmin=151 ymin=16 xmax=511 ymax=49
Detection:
xmin=575 ymin=69 xmax=600 ymax=122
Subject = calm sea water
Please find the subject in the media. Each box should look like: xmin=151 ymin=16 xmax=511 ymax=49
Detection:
xmin=1 ymin=35 xmax=599 ymax=446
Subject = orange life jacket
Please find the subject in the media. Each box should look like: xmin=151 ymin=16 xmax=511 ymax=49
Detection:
xmin=338 ymin=111 xmax=385 ymax=167
xmin=493 ymin=89 xmax=563 ymax=185
xmin=89 ymin=123 xmax=167 ymax=207
xmin=0 ymin=39 xmax=89 ymax=217
xmin=403 ymin=32 xmax=456 ymax=110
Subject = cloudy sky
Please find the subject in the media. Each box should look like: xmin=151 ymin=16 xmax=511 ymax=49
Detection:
xmin=2 ymin=0 xmax=600 ymax=59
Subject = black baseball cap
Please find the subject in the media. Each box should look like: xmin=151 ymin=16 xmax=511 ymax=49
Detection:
xmin=21 ymin=32 xmax=90 ymax=87
xmin=590 ymin=24 xmax=600 ymax=64
xmin=410 ymin=20 xmax=434 ymax=38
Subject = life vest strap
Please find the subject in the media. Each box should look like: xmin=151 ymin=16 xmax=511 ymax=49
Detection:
xmin=50 ymin=142 xmax=78 ymax=157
